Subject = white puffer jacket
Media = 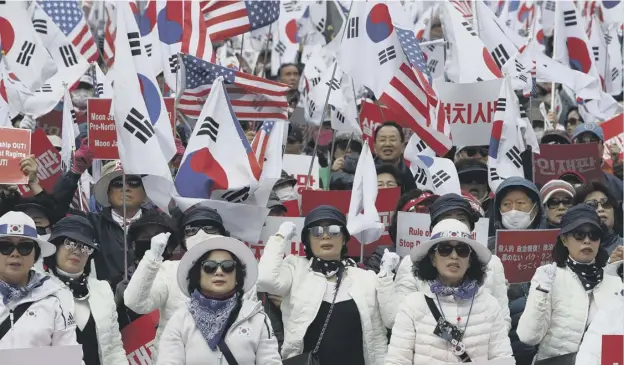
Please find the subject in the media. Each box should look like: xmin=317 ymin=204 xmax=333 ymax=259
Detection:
xmin=124 ymin=251 xmax=187 ymax=361
xmin=384 ymin=285 xmax=513 ymax=364
xmin=575 ymin=293 xmax=624 ymax=365
xmin=378 ymin=255 xmax=510 ymax=331
xmin=48 ymin=273 xmax=126 ymax=365
xmin=156 ymin=299 xmax=281 ymax=365
xmin=517 ymin=265 xmax=623 ymax=361
xmin=0 ymin=276 xmax=81 ymax=352
xmin=257 ymin=235 xmax=387 ymax=365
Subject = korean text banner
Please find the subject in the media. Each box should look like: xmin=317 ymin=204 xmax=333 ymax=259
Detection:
xmin=435 ymin=78 xmax=502 ymax=147
xmin=121 ymin=310 xmax=159 ymax=364
xmin=17 ymin=129 xmax=62 ymax=197
xmin=533 ymin=143 xmax=603 ymax=185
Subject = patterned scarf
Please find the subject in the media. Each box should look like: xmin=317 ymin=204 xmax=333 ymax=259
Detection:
xmin=429 ymin=278 xmax=479 ymax=300
xmin=188 ymin=289 xmax=239 ymax=351
xmin=310 ymin=257 xmax=357 ymax=277
xmin=0 ymin=271 xmax=50 ymax=306
xmin=55 ymin=269 xmax=89 ymax=300
xmin=566 ymin=256 xmax=603 ymax=291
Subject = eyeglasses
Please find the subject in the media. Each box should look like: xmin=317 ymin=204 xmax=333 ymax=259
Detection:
xmin=309 ymin=225 xmax=342 ymax=238
xmin=546 ymin=197 xmax=573 ymax=209
xmin=571 ymin=230 xmax=601 ymax=241
xmin=0 ymin=240 xmax=36 ymax=256
xmin=202 ymin=260 xmax=237 ymax=274
xmin=585 ymin=198 xmax=613 ymax=210
xmin=110 ymin=177 xmax=143 ymax=189
xmin=184 ymin=225 xmax=221 ymax=237
xmin=463 ymin=147 xmax=488 ymax=157
xmin=435 ymin=242 xmax=472 ymax=258
xmin=62 ymin=239 xmax=94 ymax=256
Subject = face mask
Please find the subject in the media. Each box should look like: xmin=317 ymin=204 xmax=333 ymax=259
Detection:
xmin=501 ymin=204 xmax=536 ymax=229
xmin=39 ymin=234 xmax=51 ymax=241
xmin=275 ymin=186 xmax=297 ymax=201
xmin=186 ymin=234 xmax=218 ymax=251
xmin=37 ymin=226 xmax=51 ymax=236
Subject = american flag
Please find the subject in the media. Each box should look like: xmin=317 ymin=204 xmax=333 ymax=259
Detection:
xmin=40 ymin=0 xmax=99 ymax=63
xmin=178 ymin=54 xmax=289 ymax=121
xmin=70 ymin=187 xmax=90 ymax=213
xmin=102 ymin=3 xmax=116 ymax=68
xmin=379 ymin=27 xmax=452 ymax=156
xmin=200 ymin=0 xmax=280 ymax=42
xmin=251 ymin=121 xmax=274 ymax=169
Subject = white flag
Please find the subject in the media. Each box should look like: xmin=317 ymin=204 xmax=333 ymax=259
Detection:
xmin=61 ymin=85 xmax=77 ymax=172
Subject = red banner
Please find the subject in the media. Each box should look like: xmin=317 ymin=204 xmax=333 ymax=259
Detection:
xmin=17 ymin=129 xmax=62 ymax=197
xmin=495 ymin=229 xmax=560 ymax=284
xmin=602 ymin=335 xmax=624 ymax=365
xmin=600 ymin=113 xmax=623 ymax=141
xmin=301 ymin=187 xmax=401 ymax=257
xmin=359 ymin=100 xmax=407 ymax=148
xmin=533 ymin=143 xmax=603 ymax=185
xmin=122 ymin=310 xmax=159 ymax=364
xmin=0 ymin=127 xmax=31 ymax=185
xmin=87 ymin=98 xmax=175 ymax=160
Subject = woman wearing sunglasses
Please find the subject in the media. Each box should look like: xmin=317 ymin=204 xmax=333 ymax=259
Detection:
xmin=257 ymin=205 xmax=387 ymax=365
xmin=157 ymin=235 xmax=281 ymax=364
xmin=540 ymin=180 xmax=576 ymax=229
xmin=385 ymin=218 xmax=512 ymax=364
xmin=0 ymin=212 xmax=81 ymax=352
xmin=517 ymin=204 xmax=621 ymax=361
xmin=43 ymin=215 xmax=126 ymax=365
xmin=574 ymin=181 xmax=623 ymax=256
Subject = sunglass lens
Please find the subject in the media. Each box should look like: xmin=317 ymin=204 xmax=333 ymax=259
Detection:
xmin=454 ymin=244 xmax=472 ymax=258
xmin=202 ymin=261 xmax=219 ymax=274
xmin=16 ymin=242 xmax=35 ymax=256
xmin=0 ymin=242 xmax=14 ymax=255
xmin=436 ymin=243 xmax=454 ymax=257
xmin=327 ymin=225 xmax=341 ymax=236
xmin=220 ymin=260 xmax=237 ymax=273
xmin=601 ymin=199 xmax=613 ymax=209
xmin=310 ymin=226 xmax=324 ymax=237
xmin=110 ymin=180 xmax=123 ymax=188
xmin=128 ymin=179 xmax=142 ymax=188
xmin=585 ymin=200 xmax=598 ymax=209
xmin=184 ymin=226 xmax=200 ymax=237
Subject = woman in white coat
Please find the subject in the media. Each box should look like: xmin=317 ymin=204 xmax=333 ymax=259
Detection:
xmin=257 ymin=205 xmax=387 ymax=365
xmin=517 ymin=204 xmax=622 ymax=361
xmin=0 ymin=211 xmax=80 ymax=353
xmin=157 ymin=235 xmax=281 ymax=365
xmin=43 ymin=215 xmax=126 ymax=365
xmin=385 ymin=218 xmax=513 ymax=364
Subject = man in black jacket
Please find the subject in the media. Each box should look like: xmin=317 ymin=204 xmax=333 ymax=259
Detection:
xmin=372 ymin=121 xmax=417 ymax=192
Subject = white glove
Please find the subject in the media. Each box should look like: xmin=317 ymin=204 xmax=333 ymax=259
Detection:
xmin=534 ymin=263 xmax=557 ymax=292
xmin=379 ymin=249 xmax=401 ymax=277
xmin=149 ymin=232 xmax=171 ymax=260
xmin=19 ymin=115 xmax=36 ymax=130
xmin=276 ymin=222 xmax=297 ymax=241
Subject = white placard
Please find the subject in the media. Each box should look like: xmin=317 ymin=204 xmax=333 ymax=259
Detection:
xmin=282 ymin=154 xmax=320 ymax=195
xmin=1 ymin=345 xmax=83 ymax=365
xmin=396 ymin=212 xmax=489 ymax=257
xmin=435 ymin=78 xmax=503 ymax=147
xmin=245 ymin=217 xmax=307 ymax=260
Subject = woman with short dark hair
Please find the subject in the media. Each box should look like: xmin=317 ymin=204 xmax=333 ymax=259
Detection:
xmin=517 ymin=204 xmax=621 ymax=361
xmin=385 ymin=218 xmax=512 ymax=364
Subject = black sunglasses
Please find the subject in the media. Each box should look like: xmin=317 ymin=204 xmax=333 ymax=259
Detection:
xmin=110 ymin=177 xmax=143 ymax=189
xmin=184 ymin=225 xmax=221 ymax=237
xmin=201 ymin=260 xmax=237 ymax=274
xmin=464 ymin=147 xmax=488 ymax=157
xmin=0 ymin=240 xmax=36 ymax=256
xmin=309 ymin=225 xmax=342 ymax=238
xmin=546 ymin=197 xmax=573 ymax=209
xmin=571 ymin=230 xmax=601 ymax=241
xmin=435 ymin=242 xmax=472 ymax=258
xmin=585 ymin=198 xmax=613 ymax=210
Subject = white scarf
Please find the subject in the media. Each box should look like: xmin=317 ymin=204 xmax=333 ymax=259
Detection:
xmin=111 ymin=209 xmax=142 ymax=229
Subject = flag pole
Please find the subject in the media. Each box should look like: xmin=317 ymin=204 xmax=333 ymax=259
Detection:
xmin=122 ymin=171 xmax=128 ymax=281
xmin=238 ymin=33 xmax=245 ymax=71
xmin=258 ymin=24 xmax=273 ymax=77
xmin=550 ymin=1 xmax=558 ymax=112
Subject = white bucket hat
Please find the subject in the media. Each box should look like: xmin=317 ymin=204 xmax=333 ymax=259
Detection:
xmin=410 ymin=218 xmax=492 ymax=265
xmin=176 ymin=232 xmax=258 ymax=297
xmin=93 ymin=160 xmax=148 ymax=207
xmin=0 ymin=211 xmax=56 ymax=257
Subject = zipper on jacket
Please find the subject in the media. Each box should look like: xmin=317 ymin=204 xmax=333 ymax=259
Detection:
xmin=9 ymin=310 xmax=14 ymax=328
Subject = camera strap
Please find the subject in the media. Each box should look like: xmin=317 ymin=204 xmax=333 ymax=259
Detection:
xmin=425 ymin=296 xmax=472 ymax=363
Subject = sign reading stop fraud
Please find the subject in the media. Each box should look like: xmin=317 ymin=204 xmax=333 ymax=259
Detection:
xmin=396 ymin=211 xmax=489 ymax=257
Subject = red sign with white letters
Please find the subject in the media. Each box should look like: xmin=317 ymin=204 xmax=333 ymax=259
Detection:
xmin=301 ymin=187 xmax=401 ymax=257
xmin=533 ymin=143 xmax=604 ymax=185
xmin=495 ymin=229 xmax=560 ymax=284
xmin=17 ymin=129 xmax=62 ymax=197
xmin=602 ymin=335 xmax=624 ymax=365
xmin=122 ymin=310 xmax=159 ymax=365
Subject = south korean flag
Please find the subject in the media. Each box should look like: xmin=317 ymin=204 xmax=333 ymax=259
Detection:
xmin=405 ymin=139 xmax=461 ymax=195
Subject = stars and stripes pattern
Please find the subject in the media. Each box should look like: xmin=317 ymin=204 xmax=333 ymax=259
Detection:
xmin=70 ymin=188 xmax=90 ymax=213
xmin=39 ymin=0 xmax=99 ymax=62
xmin=178 ymin=54 xmax=289 ymax=121
xmin=251 ymin=121 xmax=274 ymax=170
xmin=182 ymin=1 xmax=212 ymax=60
xmin=102 ymin=3 xmax=116 ymax=67
xmin=200 ymin=0 xmax=280 ymax=42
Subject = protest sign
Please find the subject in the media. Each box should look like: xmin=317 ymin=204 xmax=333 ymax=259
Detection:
xmin=37 ymin=109 xmax=63 ymax=136
xmin=533 ymin=143 xmax=603 ymax=185
xmin=602 ymin=335 xmax=624 ymax=365
xmin=282 ymin=199 xmax=300 ymax=217
xmin=122 ymin=310 xmax=160 ymax=365
xmin=1 ymin=345 xmax=83 ymax=365
xmin=245 ymin=217 xmax=306 ymax=260
xmin=16 ymin=129 xmax=62 ymax=197
xmin=435 ymin=78 xmax=502 ymax=147
xmin=282 ymin=154 xmax=320 ymax=195
xmin=88 ymin=98 xmax=176 ymax=160
xmin=396 ymin=212 xmax=489 ymax=257
xmin=301 ymin=187 xmax=401 ymax=257
xmin=0 ymin=127 xmax=31 ymax=185
xmin=600 ymin=113 xmax=624 ymax=166
xmin=359 ymin=99 xmax=407 ymax=147
xmin=495 ymin=229 xmax=560 ymax=284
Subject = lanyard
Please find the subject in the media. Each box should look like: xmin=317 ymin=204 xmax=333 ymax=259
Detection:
xmin=436 ymin=294 xmax=475 ymax=338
